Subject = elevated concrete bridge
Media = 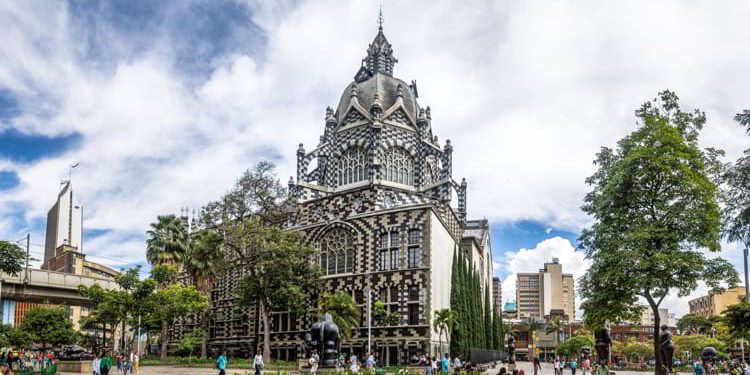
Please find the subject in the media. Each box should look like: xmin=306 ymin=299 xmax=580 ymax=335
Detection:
xmin=0 ymin=268 xmax=120 ymax=306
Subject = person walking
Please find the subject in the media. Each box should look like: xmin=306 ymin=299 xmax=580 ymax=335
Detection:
xmin=452 ymin=356 xmax=461 ymax=375
xmin=440 ymin=355 xmax=450 ymax=374
xmin=216 ymin=352 xmax=227 ymax=375
xmin=533 ymin=358 xmax=542 ymax=375
xmin=253 ymin=352 xmax=264 ymax=375
xmin=570 ymin=358 xmax=578 ymax=375
xmin=554 ymin=358 xmax=562 ymax=375
xmin=581 ymin=357 xmax=590 ymax=375
xmin=309 ymin=350 xmax=320 ymax=375
xmin=99 ymin=352 xmax=113 ymax=375
xmin=92 ymin=354 xmax=101 ymax=375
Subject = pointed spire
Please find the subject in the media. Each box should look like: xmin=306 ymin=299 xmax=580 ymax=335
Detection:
xmin=363 ymin=7 xmax=397 ymax=76
xmin=378 ymin=6 xmax=384 ymax=32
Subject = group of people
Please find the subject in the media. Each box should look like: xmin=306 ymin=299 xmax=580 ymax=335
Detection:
xmin=418 ymin=354 xmax=471 ymax=375
xmin=548 ymin=357 xmax=589 ymax=375
xmin=215 ymin=351 xmax=264 ymax=375
xmin=91 ymin=350 xmax=139 ymax=375
xmin=0 ymin=348 xmax=56 ymax=374
xmin=693 ymin=359 xmax=750 ymax=375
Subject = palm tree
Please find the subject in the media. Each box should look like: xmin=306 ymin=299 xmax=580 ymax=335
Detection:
xmin=320 ymin=292 xmax=362 ymax=340
xmin=525 ymin=318 xmax=543 ymax=360
xmin=545 ymin=318 xmax=565 ymax=359
xmin=146 ymin=214 xmax=188 ymax=271
xmin=433 ymin=309 xmax=457 ymax=357
xmin=146 ymin=214 xmax=188 ymax=361
xmin=184 ymin=229 xmax=225 ymax=358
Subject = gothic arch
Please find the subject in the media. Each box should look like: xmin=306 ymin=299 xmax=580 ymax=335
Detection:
xmin=334 ymin=146 xmax=368 ymax=186
xmin=316 ymin=225 xmax=357 ymax=276
xmin=382 ymin=146 xmax=415 ymax=185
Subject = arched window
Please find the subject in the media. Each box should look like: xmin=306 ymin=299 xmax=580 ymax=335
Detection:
xmin=383 ymin=147 xmax=414 ymax=185
xmin=338 ymin=147 xmax=367 ymax=186
xmin=319 ymin=228 xmax=355 ymax=275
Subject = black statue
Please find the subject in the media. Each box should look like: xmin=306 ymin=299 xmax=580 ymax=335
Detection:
xmin=306 ymin=313 xmax=340 ymax=367
xmin=658 ymin=325 xmax=674 ymax=373
xmin=506 ymin=333 xmax=516 ymax=364
xmin=594 ymin=328 xmax=612 ymax=366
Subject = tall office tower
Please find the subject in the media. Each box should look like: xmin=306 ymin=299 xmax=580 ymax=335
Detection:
xmin=515 ymin=258 xmax=575 ymax=321
xmin=44 ymin=181 xmax=82 ymax=262
xmin=492 ymin=277 xmax=502 ymax=313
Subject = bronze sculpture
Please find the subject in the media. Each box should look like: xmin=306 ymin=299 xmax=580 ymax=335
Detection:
xmin=306 ymin=313 xmax=340 ymax=367
xmin=658 ymin=325 xmax=674 ymax=374
xmin=594 ymin=327 xmax=611 ymax=366
xmin=507 ymin=333 xmax=516 ymax=364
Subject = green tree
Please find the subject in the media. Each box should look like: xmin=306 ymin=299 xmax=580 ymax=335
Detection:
xmin=578 ymin=91 xmax=740 ymax=375
xmin=0 ymin=324 xmax=33 ymax=348
xmin=545 ymin=318 xmax=566 ymax=357
xmin=723 ymin=300 xmax=750 ymax=341
xmin=617 ymin=339 xmax=653 ymax=364
xmin=319 ymin=292 xmax=361 ymax=340
xmin=235 ymin=222 xmax=319 ymax=362
xmin=19 ymin=306 xmax=76 ymax=348
xmin=184 ymin=229 xmax=225 ymax=358
xmin=433 ymin=308 xmax=457 ymax=356
xmin=673 ymin=335 xmax=726 ymax=359
xmin=676 ymin=314 xmax=713 ymax=335
xmin=146 ymin=214 xmax=188 ymax=271
xmin=723 ymin=109 xmax=750 ymax=303
xmin=484 ymin=288 xmax=493 ymax=349
xmin=201 ymin=162 xmax=320 ymax=363
xmin=373 ymin=300 xmax=400 ymax=326
xmin=177 ymin=328 xmax=205 ymax=363
xmin=0 ymin=240 xmax=26 ymax=276
xmin=557 ymin=334 xmax=594 ymax=357
xmin=147 ymin=284 xmax=208 ymax=361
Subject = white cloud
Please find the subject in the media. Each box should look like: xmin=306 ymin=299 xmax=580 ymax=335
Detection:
xmin=0 ymin=1 xmax=748 ymax=283
xmin=498 ymin=236 xmax=590 ymax=318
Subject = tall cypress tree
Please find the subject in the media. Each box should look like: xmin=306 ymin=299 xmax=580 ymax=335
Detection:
xmin=449 ymin=250 xmax=462 ymax=355
xmin=484 ymin=286 xmax=493 ymax=349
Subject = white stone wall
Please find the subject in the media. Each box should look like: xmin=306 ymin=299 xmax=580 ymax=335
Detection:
xmin=429 ymin=211 xmax=456 ymax=346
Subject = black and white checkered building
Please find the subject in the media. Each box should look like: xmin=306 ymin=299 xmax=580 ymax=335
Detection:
xmin=196 ymin=23 xmax=494 ymax=365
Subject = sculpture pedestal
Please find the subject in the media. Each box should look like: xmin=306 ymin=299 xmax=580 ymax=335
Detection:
xmin=507 ymin=364 xmax=516 ymax=371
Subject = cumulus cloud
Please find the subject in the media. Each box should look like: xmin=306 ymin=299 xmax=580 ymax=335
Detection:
xmin=0 ymin=0 xmax=748 ymax=287
xmin=498 ymin=236 xmax=590 ymax=318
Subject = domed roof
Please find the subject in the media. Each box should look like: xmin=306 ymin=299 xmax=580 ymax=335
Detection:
xmin=336 ymin=72 xmax=418 ymax=122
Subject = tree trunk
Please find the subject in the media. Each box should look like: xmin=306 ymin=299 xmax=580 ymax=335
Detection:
xmin=260 ymin=298 xmax=271 ymax=363
xmin=121 ymin=319 xmax=127 ymax=353
xmin=160 ymin=319 xmax=169 ymax=361
xmin=200 ymin=310 xmax=208 ymax=358
xmin=102 ymin=324 xmax=107 ymax=352
xmin=653 ymin=312 xmax=661 ymax=375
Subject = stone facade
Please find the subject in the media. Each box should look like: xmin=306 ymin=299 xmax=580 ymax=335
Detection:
xmin=183 ymin=22 xmax=494 ymax=365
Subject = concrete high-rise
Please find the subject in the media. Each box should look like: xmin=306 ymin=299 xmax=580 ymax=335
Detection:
xmin=44 ymin=181 xmax=82 ymax=262
xmin=492 ymin=277 xmax=502 ymax=313
xmin=515 ymin=258 xmax=575 ymax=321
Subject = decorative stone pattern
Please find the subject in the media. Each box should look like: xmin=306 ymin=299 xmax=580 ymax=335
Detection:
xmin=171 ymin=24 xmax=492 ymax=366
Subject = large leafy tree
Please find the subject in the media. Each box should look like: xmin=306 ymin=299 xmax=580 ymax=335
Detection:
xmin=0 ymin=240 xmax=26 ymax=276
xmin=319 ymin=292 xmax=361 ymax=340
xmin=146 ymin=283 xmax=208 ymax=361
xmin=723 ymin=109 xmax=750 ymax=302
xmin=433 ymin=308 xmax=457 ymax=357
xmin=19 ymin=306 xmax=76 ymax=348
xmin=723 ymin=300 xmax=750 ymax=341
xmin=557 ymin=334 xmax=594 ymax=358
xmin=676 ymin=314 xmax=714 ymax=335
xmin=203 ymin=161 xmax=320 ymax=362
xmin=579 ymin=90 xmax=740 ymax=375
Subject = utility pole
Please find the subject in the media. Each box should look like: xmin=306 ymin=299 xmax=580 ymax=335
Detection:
xmin=367 ymin=279 xmax=372 ymax=355
xmin=25 ymin=233 xmax=30 ymax=282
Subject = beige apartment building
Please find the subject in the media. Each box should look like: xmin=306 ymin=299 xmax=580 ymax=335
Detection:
xmin=688 ymin=287 xmax=746 ymax=317
xmin=516 ymin=258 xmax=575 ymax=321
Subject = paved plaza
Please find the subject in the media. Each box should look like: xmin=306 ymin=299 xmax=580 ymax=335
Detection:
xmin=59 ymin=361 xmax=694 ymax=375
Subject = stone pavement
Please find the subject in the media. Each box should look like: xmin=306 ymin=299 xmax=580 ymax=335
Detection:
xmin=60 ymin=362 xmax=694 ymax=375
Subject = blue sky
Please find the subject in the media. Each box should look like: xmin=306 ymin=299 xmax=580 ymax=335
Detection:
xmin=1 ymin=0 xmax=750 ymax=316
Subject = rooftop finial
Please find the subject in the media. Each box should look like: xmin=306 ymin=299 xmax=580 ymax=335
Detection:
xmin=378 ymin=6 xmax=384 ymax=31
